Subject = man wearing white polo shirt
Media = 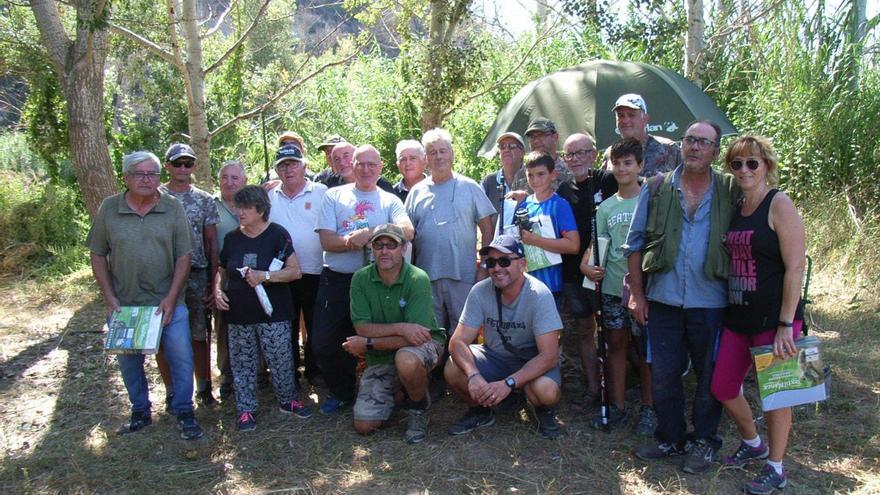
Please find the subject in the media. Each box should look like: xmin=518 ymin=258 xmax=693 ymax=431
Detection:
xmin=268 ymin=145 xmax=328 ymax=386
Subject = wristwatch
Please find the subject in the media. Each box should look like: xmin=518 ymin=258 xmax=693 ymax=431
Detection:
xmin=505 ymin=376 xmax=517 ymax=390
xmin=366 ymin=337 xmax=374 ymax=351
xmin=265 ymin=270 xmax=271 ymax=282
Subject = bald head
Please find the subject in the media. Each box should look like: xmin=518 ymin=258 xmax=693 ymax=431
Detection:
xmin=353 ymin=144 xmax=383 ymax=191
xmin=562 ymin=133 xmax=599 ymax=181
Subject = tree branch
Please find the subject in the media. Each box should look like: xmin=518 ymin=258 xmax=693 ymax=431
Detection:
xmin=107 ymin=22 xmax=178 ymax=66
xmin=205 ymin=0 xmax=271 ymax=74
xmin=210 ymin=51 xmax=358 ymax=137
xmin=201 ymin=0 xmax=238 ymax=38
xmin=29 ymin=0 xmax=72 ymax=73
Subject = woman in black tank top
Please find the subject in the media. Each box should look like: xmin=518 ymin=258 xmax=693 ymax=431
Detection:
xmin=711 ymin=136 xmax=806 ymax=495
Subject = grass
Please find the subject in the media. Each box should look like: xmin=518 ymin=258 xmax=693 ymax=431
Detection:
xmin=0 ymin=257 xmax=877 ymax=494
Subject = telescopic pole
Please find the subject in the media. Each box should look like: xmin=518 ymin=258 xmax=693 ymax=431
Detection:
xmin=592 ymin=185 xmax=610 ymax=431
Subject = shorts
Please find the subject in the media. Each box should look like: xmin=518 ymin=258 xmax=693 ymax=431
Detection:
xmin=710 ymin=322 xmax=803 ymax=401
xmin=353 ymin=339 xmax=444 ymax=421
xmin=431 ymin=279 xmax=472 ymax=335
xmin=561 ymin=282 xmax=598 ymax=318
xmin=185 ymin=269 xmax=209 ymax=341
xmin=465 ymin=343 xmax=562 ymax=386
xmin=600 ymin=294 xmax=631 ymax=330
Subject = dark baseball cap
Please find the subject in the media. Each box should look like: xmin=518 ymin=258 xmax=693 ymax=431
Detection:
xmin=317 ymin=135 xmax=346 ymax=152
xmin=165 ymin=143 xmax=196 ymax=162
xmin=479 ymin=235 xmax=525 ymax=257
xmin=525 ymin=118 xmax=557 ymax=136
xmin=369 ymin=223 xmax=406 ymax=244
xmin=273 ymin=145 xmax=304 ymax=167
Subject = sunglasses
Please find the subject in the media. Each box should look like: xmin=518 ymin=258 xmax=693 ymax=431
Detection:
xmin=171 ymin=160 xmax=196 ymax=168
xmin=498 ymin=143 xmax=523 ymax=151
xmin=371 ymin=240 xmax=400 ymax=251
xmin=730 ymin=159 xmax=760 ymax=171
xmin=482 ymin=256 xmax=521 ymax=269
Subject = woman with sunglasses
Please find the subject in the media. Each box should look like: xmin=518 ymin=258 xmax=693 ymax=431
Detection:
xmin=710 ymin=135 xmax=806 ymax=495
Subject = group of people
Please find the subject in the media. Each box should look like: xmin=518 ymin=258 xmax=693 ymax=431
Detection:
xmin=88 ymin=92 xmax=805 ymax=495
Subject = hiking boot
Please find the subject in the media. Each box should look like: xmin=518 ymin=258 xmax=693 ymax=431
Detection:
xmin=745 ymin=464 xmax=787 ymax=494
xmin=319 ymin=396 xmax=350 ymax=415
xmin=634 ymin=406 xmax=657 ymax=437
xmin=118 ymin=410 xmax=152 ymax=435
xmin=236 ymin=412 xmax=256 ymax=432
xmin=534 ymin=407 xmax=563 ymax=439
xmin=634 ymin=441 xmax=688 ymax=461
xmin=682 ymin=438 xmax=718 ymax=474
xmin=448 ymin=407 xmax=495 ymax=435
xmin=176 ymin=412 xmax=204 ymax=440
xmin=403 ymin=408 xmax=429 ymax=444
xmin=280 ymin=399 xmax=313 ymax=419
xmin=196 ymin=389 xmax=216 ymax=407
xmin=590 ymin=404 xmax=627 ymax=430
xmin=724 ymin=440 xmax=770 ymax=467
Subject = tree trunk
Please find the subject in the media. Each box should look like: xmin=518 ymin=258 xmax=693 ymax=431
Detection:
xmin=30 ymin=0 xmax=118 ymax=218
xmin=179 ymin=0 xmax=213 ymax=188
xmin=684 ymin=0 xmax=705 ymax=86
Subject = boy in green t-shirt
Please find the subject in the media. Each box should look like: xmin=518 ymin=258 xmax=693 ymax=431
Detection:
xmin=580 ymin=137 xmax=653 ymax=432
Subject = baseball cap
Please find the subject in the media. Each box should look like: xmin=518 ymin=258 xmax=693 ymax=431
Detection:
xmin=613 ymin=93 xmax=648 ymax=113
xmin=369 ymin=223 xmax=406 ymax=244
xmin=496 ymin=132 xmax=525 ymax=148
xmin=165 ymin=143 xmax=196 ymax=162
xmin=317 ymin=135 xmax=346 ymax=152
xmin=479 ymin=235 xmax=525 ymax=258
xmin=525 ymin=118 xmax=557 ymax=136
xmin=273 ymin=145 xmax=304 ymax=167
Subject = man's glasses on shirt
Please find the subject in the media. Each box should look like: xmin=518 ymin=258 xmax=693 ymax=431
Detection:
xmin=482 ymin=256 xmax=521 ymax=269
xmin=730 ymin=159 xmax=761 ymax=171
xmin=371 ymin=240 xmax=400 ymax=251
xmin=130 ymin=171 xmax=161 ymax=181
xmin=171 ymin=159 xmax=196 ymax=168
xmin=681 ymin=135 xmax=716 ymax=149
xmin=561 ymin=148 xmax=596 ymax=161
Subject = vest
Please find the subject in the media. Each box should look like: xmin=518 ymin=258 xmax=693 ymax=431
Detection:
xmin=642 ymin=168 xmax=740 ymax=280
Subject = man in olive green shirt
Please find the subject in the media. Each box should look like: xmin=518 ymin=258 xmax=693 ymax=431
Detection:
xmin=343 ymin=224 xmax=445 ymax=444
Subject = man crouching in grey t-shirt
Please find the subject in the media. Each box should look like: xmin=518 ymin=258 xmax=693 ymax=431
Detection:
xmin=444 ymin=235 xmax=563 ymax=439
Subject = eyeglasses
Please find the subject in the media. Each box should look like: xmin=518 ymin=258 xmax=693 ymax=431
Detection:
xmin=371 ymin=240 xmax=400 ymax=251
xmin=682 ymin=136 xmax=717 ymax=149
xmin=482 ymin=256 xmax=521 ymax=269
xmin=276 ymin=161 xmax=304 ymax=170
xmin=498 ymin=143 xmax=523 ymax=151
xmin=355 ymin=161 xmax=381 ymax=169
xmin=561 ymin=148 xmax=596 ymax=161
xmin=129 ymin=171 xmax=161 ymax=181
xmin=730 ymin=159 xmax=760 ymax=171
xmin=171 ymin=160 xmax=196 ymax=168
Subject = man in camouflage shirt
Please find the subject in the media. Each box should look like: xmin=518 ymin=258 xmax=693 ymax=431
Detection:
xmin=158 ymin=143 xmax=221 ymax=407
xmin=602 ymin=94 xmax=682 ymax=177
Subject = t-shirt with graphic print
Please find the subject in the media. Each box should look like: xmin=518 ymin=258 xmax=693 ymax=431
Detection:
xmin=596 ymin=193 xmax=638 ymax=298
xmin=159 ymin=184 xmax=220 ymax=268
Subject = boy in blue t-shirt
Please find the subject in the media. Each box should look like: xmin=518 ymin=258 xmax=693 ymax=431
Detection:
xmin=518 ymin=152 xmax=579 ymax=305
xmin=580 ymin=137 xmax=654 ymax=432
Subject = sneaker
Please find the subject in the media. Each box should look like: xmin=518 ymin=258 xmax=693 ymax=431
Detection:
xmin=448 ymin=408 xmax=495 ymax=435
xmin=724 ymin=440 xmax=770 ymax=467
xmin=403 ymin=408 xmax=429 ymax=444
xmin=176 ymin=412 xmax=204 ymax=440
xmin=280 ymin=399 xmax=313 ymax=419
xmin=319 ymin=396 xmax=350 ymax=415
xmin=682 ymin=439 xmax=718 ymax=474
xmin=590 ymin=404 xmax=627 ymax=430
xmin=118 ymin=410 xmax=152 ymax=435
xmin=634 ymin=441 xmax=688 ymax=460
xmin=635 ymin=406 xmax=658 ymax=437
xmin=534 ymin=407 xmax=563 ymax=439
xmin=236 ymin=412 xmax=256 ymax=432
xmin=196 ymin=389 xmax=216 ymax=407
xmin=745 ymin=464 xmax=787 ymax=495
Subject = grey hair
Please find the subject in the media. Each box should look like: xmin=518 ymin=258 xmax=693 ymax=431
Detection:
xmin=421 ymin=128 xmax=453 ymax=149
xmin=395 ymin=140 xmax=425 ymax=160
xmin=122 ymin=151 xmax=161 ymax=175
xmin=218 ymin=160 xmax=246 ymax=179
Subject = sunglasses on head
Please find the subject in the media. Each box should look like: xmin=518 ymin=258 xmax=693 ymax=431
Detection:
xmin=730 ymin=159 xmax=760 ymax=171
xmin=171 ymin=159 xmax=196 ymax=168
xmin=482 ymin=256 xmax=520 ymax=269
xmin=371 ymin=240 xmax=400 ymax=251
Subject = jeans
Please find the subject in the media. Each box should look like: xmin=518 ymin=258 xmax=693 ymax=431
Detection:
xmin=311 ymin=268 xmax=357 ymax=402
xmin=117 ymin=305 xmax=194 ymax=416
xmin=647 ymin=302 xmax=723 ymax=449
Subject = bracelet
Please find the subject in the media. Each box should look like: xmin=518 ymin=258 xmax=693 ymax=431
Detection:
xmin=467 ymin=372 xmax=481 ymax=382
xmin=777 ymin=320 xmax=793 ymax=328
